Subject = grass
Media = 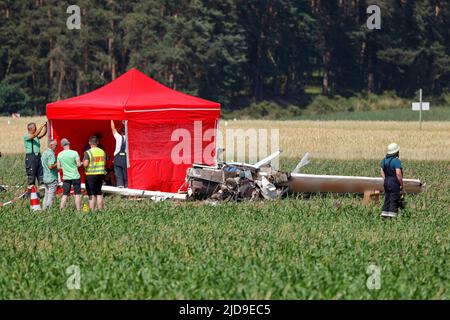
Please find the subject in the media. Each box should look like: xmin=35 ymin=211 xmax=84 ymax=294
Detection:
xmin=304 ymin=86 xmax=322 ymax=95
xmin=300 ymin=106 xmax=450 ymax=121
xmin=223 ymin=93 xmax=450 ymax=120
xmin=0 ymin=156 xmax=449 ymax=299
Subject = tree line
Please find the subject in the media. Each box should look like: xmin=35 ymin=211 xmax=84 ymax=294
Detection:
xmin=0 ymin=0 xmax=449 ymax=115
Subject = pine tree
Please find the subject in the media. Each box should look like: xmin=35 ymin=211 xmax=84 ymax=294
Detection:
xmin=0 ymin=0 xmax=449 ymax=113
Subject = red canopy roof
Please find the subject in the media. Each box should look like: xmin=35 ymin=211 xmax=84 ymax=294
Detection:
xmin=46 ymin=68 xmax=220 ymax=120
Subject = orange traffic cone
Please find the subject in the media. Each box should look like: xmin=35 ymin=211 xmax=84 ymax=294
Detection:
xmin=30 ymin=185 xmax=41 ymax=211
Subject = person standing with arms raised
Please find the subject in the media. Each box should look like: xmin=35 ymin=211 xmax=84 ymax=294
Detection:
xmin=24 ymin=122 xmax=47 ymax=190
xmin=111 ymin=120 xmax=128 ymax=188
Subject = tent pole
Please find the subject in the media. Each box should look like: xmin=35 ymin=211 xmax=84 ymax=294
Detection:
xmin=125 ymin=120 xmax=130 ymax=169
xmin=48 ymin=120 xmax=53 ymax=140
xmin=215 ymin=119 xmax=221 ymax=167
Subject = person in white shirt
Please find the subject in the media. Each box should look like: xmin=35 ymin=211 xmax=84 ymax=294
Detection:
xmin=111 ymin=120 xmax=128 ymax=188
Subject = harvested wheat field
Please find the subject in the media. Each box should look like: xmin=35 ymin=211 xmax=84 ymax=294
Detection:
xmin=221 ymin=120 xmax=450 ymax=161
xmin=2 ymin=117 xmax=450 ymax=161
xmin=0 ymin=117 xmax=48 ymax=154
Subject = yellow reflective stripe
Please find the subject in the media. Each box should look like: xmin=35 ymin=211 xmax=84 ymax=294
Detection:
xmin=85 ymin=147 xmax=105 ymax=175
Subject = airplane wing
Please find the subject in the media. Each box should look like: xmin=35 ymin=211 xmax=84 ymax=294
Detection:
xmin=289 ymin=173 xmax=424 ymax=194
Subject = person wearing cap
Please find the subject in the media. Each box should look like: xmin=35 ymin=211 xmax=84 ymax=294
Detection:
xmin=57 ymin=138 xmax=82 ymax=211
xmin=111 ymin=120 xmax=128 ymax=188
xmin=23 ymin=122 xmax=47 ymax=188
xmin=41 ymin=139 xmax=58 ymax=209
xmin=83 ymin=135 xmax=106 ymax=211
xmin=380 ymin=143 xmax=404 ymax=218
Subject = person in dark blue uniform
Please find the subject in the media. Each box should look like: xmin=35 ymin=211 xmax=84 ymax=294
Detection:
xmin=380 ymin=143 xmax=404 ymax=218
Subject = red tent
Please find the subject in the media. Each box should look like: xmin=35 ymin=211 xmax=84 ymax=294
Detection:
xmin=46 ymin=68 xmax=220 ymax=193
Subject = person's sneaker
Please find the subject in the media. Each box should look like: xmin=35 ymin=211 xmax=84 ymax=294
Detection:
xmin=381 ymin=211 xmax=397 ymax=218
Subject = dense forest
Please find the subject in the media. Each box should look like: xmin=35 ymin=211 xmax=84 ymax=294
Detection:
xmin=0 ymin=0 xmax=449 ymax=115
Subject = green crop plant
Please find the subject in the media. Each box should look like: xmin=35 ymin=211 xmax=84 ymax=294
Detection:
xmin=0 ymin=156 xmax=448 ymax=299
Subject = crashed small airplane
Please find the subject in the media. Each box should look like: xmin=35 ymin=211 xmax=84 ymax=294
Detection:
xmin=97 ymin=150 xmax=424 ymax=202
xmin=182 ymin=150 xmax=424 ymax=201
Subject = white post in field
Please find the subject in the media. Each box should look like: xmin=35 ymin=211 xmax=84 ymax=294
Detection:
xmin=419 ymin=88 xmax=423 ymax=130
xmin=412 ymin=89 xmax=429 ymax=130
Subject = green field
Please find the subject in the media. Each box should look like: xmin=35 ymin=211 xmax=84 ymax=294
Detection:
xmin=300 ymin=106 xmax=450 ymax=121
xmin=0 ymin=155 xmax=449 ymax=299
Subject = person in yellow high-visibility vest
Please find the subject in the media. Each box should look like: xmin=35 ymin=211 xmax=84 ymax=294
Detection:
xmin=83 ymin=135 xmax=106 ymax=211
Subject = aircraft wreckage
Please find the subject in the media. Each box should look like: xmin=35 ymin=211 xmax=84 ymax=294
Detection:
xmin=98 ymin=150 xmax=424 ymax=202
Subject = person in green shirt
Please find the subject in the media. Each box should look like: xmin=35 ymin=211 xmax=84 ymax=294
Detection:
xmin=57 ymin=138 xmax=82 ymax=211
xmin=24 ymin=122 xmax=47 ymax=188
xmin=41 ymin=139 xmax=58 ymax=210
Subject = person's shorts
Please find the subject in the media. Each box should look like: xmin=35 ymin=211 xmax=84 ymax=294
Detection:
xmin=85 ymin=175 xmax=104 ymax=196
xmin=62 ymin=179 xmax=82 ymax=196
xmin=25 ymin=154 xmax=43 ymax=185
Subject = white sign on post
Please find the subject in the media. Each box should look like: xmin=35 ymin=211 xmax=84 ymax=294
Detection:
xmin=412 ymin=89 xmax=429 ymax=130
xmin=412 ymin=102 xmax=430 ymax=111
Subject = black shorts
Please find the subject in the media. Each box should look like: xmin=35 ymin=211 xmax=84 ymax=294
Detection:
xmin=86 ymin=175 xmax=104 ymax=196
xmin=62 ymin=179 xmax=81 ymax=196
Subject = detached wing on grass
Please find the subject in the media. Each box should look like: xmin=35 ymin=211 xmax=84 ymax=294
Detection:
xmin=289 ymin=173 xmax=424 ymax=194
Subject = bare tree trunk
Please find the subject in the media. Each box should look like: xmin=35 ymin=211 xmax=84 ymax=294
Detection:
xmin=435 ymin=0 xmax=441 ymax=16
xmin=108 ymin=0 xmax=116 ymax=80
xmin=57 ymin=61 xmax=65 ymax=100
xmin=254 ymin=39 xmax=263 ymax=100
xmin=367 ymin=43 xmax=375 ymax=93
xmin=108 ymin=37 xmax=116 ymax=80
xmin=49 ymin=57 xmax=54 ymax=100
xmin=82 ymin=8 xmax=89 ymax=92
xmin=31 ymin=66 xmax=38 ymax=114
xmin=322 ymin=51 xmax=332 ymax=95
xmin=285 ymin=70 xmax=291 ymax=96
xmin=367 ymin=72 xmax=374 ymax=93
xmin=83 ymin=44 xmax=88 ymax=90
xmin=6 ymin=58 xmax=13 ymax=75
xmin=76 ymin=76 xmax=80 ymax=96
xmin=49 ymin=58 xmax=54 ymax=84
